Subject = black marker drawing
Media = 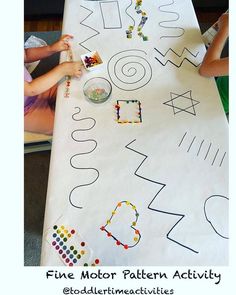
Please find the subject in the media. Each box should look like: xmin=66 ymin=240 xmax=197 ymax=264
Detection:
xmin=99 ymin=1 xmax=122 ymax=29
xmin=125 ymin=0 xmax=135 ymax=27
xmin=178 ymin=131 xmax=187 ymax=147
xmin=100 ymin=200 xmax=141 ymax=249
xmin=204 ymin=195 xmax=229 ymax=239
xmin=126 ymin=139 xmax=198 ymax=254
xmin=69 ymin=107 xmax=99 ymax=209
xmin=187 ymin=136 xmax=196 ymax=152
xmin=197 ymin=140 xmax=204 ymax=156
xmin=163 ymin=90 xmax=200 ymax=116
xmin=79 ymin=5 xmax=100 ymax=52
xmin=178 ymin=132 xmax=227 ymax=168
xmin=158 ymin=0 xmax=185 ymax=39
xmin=154 ymin=47 xmax=200 ymax=68
xmin=219 ymin=152 xmax=226 ymax=167
xmin=107 ymin=49 xmax=152 ymax=91
xmin=204 ymin=143 xmax=212 ymax=160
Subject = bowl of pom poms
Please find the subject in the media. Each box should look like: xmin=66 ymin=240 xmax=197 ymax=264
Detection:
xmin=83 ymin=77 xmax=112 ymax=104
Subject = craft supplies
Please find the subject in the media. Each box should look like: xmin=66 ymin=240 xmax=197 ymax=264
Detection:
xmin=64 ymin=48 xmax=74 ymax=98
xmin=48 ymin=224 xmax=101 ymax=266
xmin=100 ymin=201 xmax=141 ymax=249
xmin=83 ymin=77 xmax=112 ymax=103
xmin=126 ymin=0 xmax=148 ymax=41
xmin=115 ymin=99 xmax=142 ymax=124
xmin=81 ymin=51 xmax=103 ymax=71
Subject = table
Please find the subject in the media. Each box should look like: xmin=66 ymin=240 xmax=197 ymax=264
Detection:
xmin=41 ymin=0 xmax=228 ymax=266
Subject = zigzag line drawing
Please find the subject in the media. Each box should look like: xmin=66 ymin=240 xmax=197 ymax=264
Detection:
xmin=154 ymin=47 xmax=201 ymax=68
xmin=79 ymin=5 xmax=100 ymax=52
xmin=125 ymin=139 xmax=199 ymax=253
xmin=69 ymin=107 xmax=99 ymax=209
xmin=158 ymin=0 xmax=185 ymax=39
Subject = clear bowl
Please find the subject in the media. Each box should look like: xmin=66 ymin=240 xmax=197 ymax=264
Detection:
xmin=83 ymin=77 xmax=112 ymax=104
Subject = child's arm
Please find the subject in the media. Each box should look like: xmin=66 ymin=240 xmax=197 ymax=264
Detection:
xmin=24 ymin=34 xmax=73 ymax=63
xmin=24 ymin=61 xmax=82 ymax=96
xmin=199 ymin=13 xmax=229 ymax=77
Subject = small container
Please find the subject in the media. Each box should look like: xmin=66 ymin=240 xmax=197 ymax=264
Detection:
xmin=83 ymin=77 xmax=112 ymax=104
xmin=81 ymin=51 xmax=103 ymax=71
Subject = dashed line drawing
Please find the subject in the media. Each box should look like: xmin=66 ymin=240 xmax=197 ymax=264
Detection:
xmin=163 ymin=90 xmax=200 ymax=116
xmin=204 ymin=143 xmax=212 ymax=160
xmin=107 ymin=49 xmax=152 ymax=91
xmin=158 ymin=0 xmax=185 ymax=39
xmin=79 ymin=5 xmax=100 ymax=52
xmin=187 ymin=136 xmax=196 ymax=152
xmin=178 ymin=132 xmax=227 ymax=168
xmin=126 ymin=139 xmax=198 ymax=254
xmin=197 ymin=140 xmax=204 ymax=156
xmin=69 ymin=107 xmax=99 ymax=209
xmin=99 ymin=1 xmax=122 ymax=29
xmin=154 ymin=47 xmax=200 ymax=68
xmin=211 ymin=149 xmax=219 ymax=166
xmin=204 ymin=195 xmax=229 ymax=239
xmin=219 ymin=152 xmax=226 ymax=167
xmin=178 ymin=131 xmax=187 ymax=147
xmin=100 ymin=201 xmax=141 ymax=249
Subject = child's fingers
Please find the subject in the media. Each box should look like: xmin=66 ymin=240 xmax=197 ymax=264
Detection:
xmin=61 ymin=34 xmax=74 ymax=42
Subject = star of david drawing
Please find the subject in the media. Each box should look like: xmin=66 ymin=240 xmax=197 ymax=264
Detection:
xmin=163 ymin=90 xmax=200 ymax=116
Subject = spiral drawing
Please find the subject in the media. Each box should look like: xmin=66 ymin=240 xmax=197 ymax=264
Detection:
xmin=107 ymin=49 xmax=152 ymax=91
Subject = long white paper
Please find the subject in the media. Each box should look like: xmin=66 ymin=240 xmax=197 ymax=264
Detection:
xmin=41 ymin=0 xmax=228 ymax=266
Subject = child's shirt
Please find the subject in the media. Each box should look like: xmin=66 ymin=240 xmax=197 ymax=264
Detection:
xmin=24 ymin=66 xmax=37 ymax=115
xmin=216 ymin=76 xmax=229 ymax=114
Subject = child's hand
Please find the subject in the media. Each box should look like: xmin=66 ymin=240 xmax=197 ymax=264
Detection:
xmin=50 ymin=34 xmax=74 ymax=53
xmin=60 ymin=61 xmax=83 ymax=78
xmin=218 ymin=13 xmax=228 ymax=32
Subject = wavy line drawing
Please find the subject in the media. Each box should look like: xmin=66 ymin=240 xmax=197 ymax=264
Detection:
xmin=125 ymin=0 xmax=135 ymax=27
xmin=178 ymin=132 xmax=227 ymax=168
xmin=69 ymin=107 xmax=99 ymax=209
xmin=100 ymin=200 xmax=141 ymax=249
xmin=204 ymin=195 xmax=229 ymax=239
xmin=125 ymin=139 xmax=198 ymax=253
xmin=79 ymin=5 xmax=100 ymax=52
xmin=158 ymin=0 xmax=185 ymax=39
xmin=107 ymin=49 xmax=152 ymax=91
xmin=154 ymin=48 xmax=200 ymax=68
xmin=126 ymin=0 xmax=148 ymax=40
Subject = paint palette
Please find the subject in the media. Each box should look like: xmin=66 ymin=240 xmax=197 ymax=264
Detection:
xmin=81 ymin=51 xmax=103 ymax=71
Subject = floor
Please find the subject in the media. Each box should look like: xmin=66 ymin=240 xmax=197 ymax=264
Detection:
xmin=24 ymin=7 xmax=225 ymax=266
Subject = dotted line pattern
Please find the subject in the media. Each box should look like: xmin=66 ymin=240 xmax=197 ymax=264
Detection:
xmin=100 ymin=201 xmax=141 ymax=249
